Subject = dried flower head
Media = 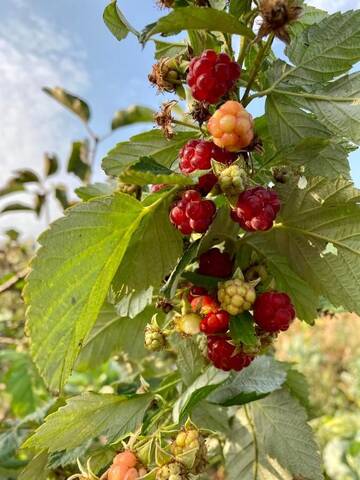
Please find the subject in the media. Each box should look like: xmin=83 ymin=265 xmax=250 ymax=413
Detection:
xmin=148 ymin=58 xmax=180 ymax=93
xmin=155 ymin=100 xmax=177 ymax=139
xmin=190 ymin=101 xmax=211 ymax=126
xmin=156 ymin=0 xmax=174 ymax=8
xmin=257 ymin=0 xmax=302 ymax=43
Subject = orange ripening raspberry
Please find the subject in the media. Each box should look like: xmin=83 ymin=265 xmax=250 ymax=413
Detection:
xmin=208 ymin=100 xmax=254 ymax=152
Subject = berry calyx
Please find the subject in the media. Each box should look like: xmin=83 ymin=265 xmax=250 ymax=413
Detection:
xmin=148 ymin=57 xmax=181 ymax=93
xmin=179 ymin=139 xmax=237 ymax=174
xmin=207 ymin=336 xmax=255 ymax=371
xmin=218 ymin=278 xmax=256 ymax=316
xmin=198 ymin=248 xmax=234 ymax=278
xmin=200 ymin=310 xmax=230 ymax=334
xmin=208 ymin=100 xmax=254 ymax=152
xmin=176 ymin=313 xmax=202 ymax=335
xmin=191 ymin=294 xmax=220 ymax=315
xmin=187 ymin=50 xmax=241 ymax=104
xmin=231 ymin=186 xmax=280 ymax=231
xmin=169 ymin=190 xmax=216 ymax=235
xmin=253 ymin=291 xmax=296 ymax=332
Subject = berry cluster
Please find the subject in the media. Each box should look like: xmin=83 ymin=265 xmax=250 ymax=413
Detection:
xmin=231 ymin=186 xmax=281 ymax=231
xmin=108 ymin=451 xmax=146 ymax=480
xmin=171 ymin=428 xmax=207 ymax=474
xmin=208 ymin=100 xmax=254 ymax=152
xmin=179 ymin=139 xmax=237 ymax=174
xmin=187 ymin=50 xmax=241 ymax=104
xmin=169 ymin=190 xmax=216 ymax=234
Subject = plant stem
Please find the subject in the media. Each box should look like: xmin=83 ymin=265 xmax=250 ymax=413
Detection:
xmin=244 ymin=405 xmax=259 ymax=480
xmin=172 ymin=119 xmax=200 ymax=130
xmin=242 ymin=33 xmax=275 ymax=105
xmin=247 ymin=87 xmax=360 ymax=103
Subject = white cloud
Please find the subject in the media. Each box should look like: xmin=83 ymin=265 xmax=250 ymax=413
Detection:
xmin=0 ymin=9 xmax=89 ymax=238
xmin=307 ymin=0 xmax=360 ymax=12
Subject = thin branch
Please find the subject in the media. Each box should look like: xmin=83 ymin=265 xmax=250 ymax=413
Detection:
xmin=242 ymin=33 xmax=275 ymax=105
xmin=244 ymin=405 xmax=259 ymax=480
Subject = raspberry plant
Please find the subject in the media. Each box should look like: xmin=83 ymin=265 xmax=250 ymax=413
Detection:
xmin=18 ymin=1 xmax=360 ymax=479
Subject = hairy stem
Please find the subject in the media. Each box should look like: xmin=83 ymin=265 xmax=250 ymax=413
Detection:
xmin=242 ymin=33 xmax=275 ymax=105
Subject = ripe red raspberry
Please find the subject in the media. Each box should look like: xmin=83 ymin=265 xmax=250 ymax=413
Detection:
xmin=200 ymin=310 xmax=229 ymax=334
xmin=196 ymin=172 xmax=218 ymax=196
xmin=187 ymin=50 xmax=241 ymax=104
xmin=169 ymin=190 xmax=216 ymax=235
xmin=231 ymin=186 xmax=280 ymax=231
xmin=179 ymin=139 xmax=237 ymax=174
xmin=191 ymin=294 xmax=220 ymax=315
xmin=198 ymin=248 xmax=234 ymax=278
xmin=253 ymin=291 xmax=295 ymax=333
xmin=207 ymin=336 xmax=255 ymax=371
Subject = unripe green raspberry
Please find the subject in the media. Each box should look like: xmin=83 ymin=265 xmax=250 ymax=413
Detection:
xmin=171 ymin=429 xmax=207 ymax=475
xmin=117 ymin=182 xmax=140 ymax=197
xmin=157 ymin=462 xmax=185 ymax=480
xmin=218 ymin=278 xmax=256 ymax=316
xmin=218 ymin=164 xmax=248 ymax=196
xmin=144 ymin=322 xmax=167 ymax=351
xmin=175 ymin=313 xmax=201 ymax=335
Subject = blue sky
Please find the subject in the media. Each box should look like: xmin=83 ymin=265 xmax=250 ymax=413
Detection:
xmin=0 ymin=0 xmax=359 ymax=236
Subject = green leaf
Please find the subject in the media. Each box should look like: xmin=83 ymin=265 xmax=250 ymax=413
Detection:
xmin=102 ymin=129 xmax=199 ymax=177
xmin=284 ymin=368 xmax=310 ymax=410
xmin=25 ymin=192 xmax=180 ymax=390
xmin=67 ymin=140 xmax=90 ymax=182
xmin=35 ymin=194 xmax=46 ymax=217
xmin=224 ymin=409 xmax=291 ymax=480
xmin=141 ymin=6 xmax=254 ymax=43
xmin=18 ymin=451 xmax=49 ymax=480
xmin=171 ymin=334 xmax=206 ymax=387
xmin=1 ymin=202 xmax=33 ymax=213
xmin=199 ymin=206 xmax=240 ymax=252
xmin=115 ymin=287 xmax=154 ymax=318
xmin=229 ymin=0 xmax=251 ymax=17
xmin=181 ymin=271 xmax=223 ymax=289
xmin=287 ymin=5 xmax=327 ymax=38
xmin=154 ymin=40 xmax=188 ymax=60
xmin=75 ymin=182 xmax=114 ymax=201
xmin=191 ymin=401 xmax=230 ymax=434
xmin=112 ymin=105 xmax=155 ymax=130
xmin=112 ymin=192 xmax=183 ymax=292
xmin=253 ymin=177 xmax=360 ymax=314
xmin=3 ymin=352 xmax=39 ymax=417
xmin=0 ymin=181 xmax=24 ymax=197
xmin=77 ymin=303 xmax=156 ymax=369
xmin=173 ymin=366 xmax=229 ymax=423
xmin=286 ymin=10 xmax=360 ymax=84
xmin=103 ymin=1 xmax=139 ymax=41
xmin=43 ymin=87 xmax=90 ymax=122
xmin=229 ymin=312 xmax=257 ymax=346
xmin=162 ymin=239 xmax=200 ymax=299
xmin=44 ymin=153 xmax=59 ymax=177
xmin=245 ymin=236 xmax=319 ymax=324
xmin=120 ymin=156 xmax=194 ymax=186
xmin=14 ymin=169 xmax=40 ymax=183
xmin=55 ymin=185 xmax=70 ymax=210
xmin=23 ymin=392 xmax=152 ymax=453
xmin=289 ymin=73 xmax=360 ymax=145
xmin=252 ymin=390 xmax=323 ymax=480
xmin=208 ymin=356 xmax=287 ymax=406
xmin=266 ymin=94 xmax=351 ymax=178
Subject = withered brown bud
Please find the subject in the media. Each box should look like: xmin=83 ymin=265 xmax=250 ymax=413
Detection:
xmin=257 ymin=0 xmax=302 ymax=43
xmin=190 ymin=101 xmax=211 ymax=126
xmin=156 ymin=297 xmax=173 ymax=313
xmin=156 ymin=0 xmax=174 ymax=8
xmin=154 ymin=100 xmax=177 ymax=139
xmin=148 ymin=58 xmax=181 ymax=93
